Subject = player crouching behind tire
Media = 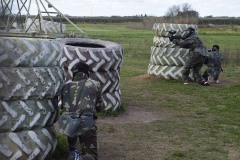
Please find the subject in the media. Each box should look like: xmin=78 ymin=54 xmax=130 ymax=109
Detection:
xmin=58 ymin=62 xmax=104 ymax=160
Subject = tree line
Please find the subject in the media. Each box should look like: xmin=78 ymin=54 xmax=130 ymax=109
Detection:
xmin=1 ymin=2 xmax=240 ymax=26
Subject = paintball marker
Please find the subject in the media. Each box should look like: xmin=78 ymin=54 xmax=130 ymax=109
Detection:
xmin=168 ymin=30 xmax=176 ymax=42
xmin=168 ymin=30 xmax=184 ymax=42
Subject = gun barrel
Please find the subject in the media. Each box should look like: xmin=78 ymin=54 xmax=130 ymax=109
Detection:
xmin=168 ymin=30 xmax=177 ymax=35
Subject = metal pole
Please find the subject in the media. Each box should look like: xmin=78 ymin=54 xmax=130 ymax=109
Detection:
xmin=44 ymin=0 xmax=87 ymax=36
xmin=0 ymin=0 xmax=4 ymax=15
xmin=1 ymin=0 xmax=11 ymax=16
xmin=25 ymin=14 xmax=40 ymax=33
xmin=5 ymin=0 xmax=14 ymax=31
xmin=16 ymin=0 xmax=23 ymax=26
xmin=6 ymin=0 xmax=28 ymax=31
xmin=25 ymin=0 xmax=31 ymax=23
xmin=60 ymin=14 xmax=62 ymax=33
xmin=39 ymin=0 xmax=59 ymax=33
xmin=35 ymin=0 xmax=43 ymax=33
xmin=22 ymin=0 xmax=39 ymax=32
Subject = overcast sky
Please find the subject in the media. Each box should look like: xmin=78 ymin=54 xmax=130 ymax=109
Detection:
xmin=46 ymin=0 xmax=239 ymax=17
xmin=17 ymin=0 xmax=240 ymax=17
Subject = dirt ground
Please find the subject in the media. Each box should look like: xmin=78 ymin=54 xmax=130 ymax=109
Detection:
xmin=54 ymin=105 xmax=169 ymax=160
xmin=96 ymin=104 xmax=173 ymax=160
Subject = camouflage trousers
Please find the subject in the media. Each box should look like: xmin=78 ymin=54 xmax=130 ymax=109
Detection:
xmin=68 ymin=125 xmax=98 ymax=160
xmin=182 ymin=52 xmax=206 ymax=83
xmin=202 ymin=66 xmax=222 ymax=81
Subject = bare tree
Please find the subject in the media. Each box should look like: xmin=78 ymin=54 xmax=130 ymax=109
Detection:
xmin=164 ymin=3 xmax=199 ymax=24
xmin=182 ymin=3 xmax=192 ymax=12
xmin=181 ymin=3 xmax=192 ymax=22
xmin=165 ymin=5 xmax=180 ymax=22
xmin=165 ymin=5 xmax=180 ymax=17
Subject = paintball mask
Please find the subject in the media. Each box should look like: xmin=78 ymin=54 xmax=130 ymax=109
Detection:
xmin=183 ymin=27 xmax=195 ymax=38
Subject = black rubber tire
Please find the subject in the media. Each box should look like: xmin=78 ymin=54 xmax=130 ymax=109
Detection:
xmin=0 ymin=67 xmax=64 ymax=100
xmin=150 ymin=46 xmax=190 ymax=66
xmin=89 ymin=70 xmax=120 ymax=93
xmin=0 ymin=98 xmax=58 ymax=132
xmin=58 ymin=38 xmax=123 ymax=110
xmin=0 ymin=126 xmax=57 ymax=160
xmin=0 ymin=37 xmax=61 ymax=67
xmin=59 ymin=38 xmax=123 ymax=75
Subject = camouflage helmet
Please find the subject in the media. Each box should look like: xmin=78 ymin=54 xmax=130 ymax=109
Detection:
xmin=185 ymin=27 xmax=195 ymax=32
xmin=71 ymin=62 xmax=90 ymax=78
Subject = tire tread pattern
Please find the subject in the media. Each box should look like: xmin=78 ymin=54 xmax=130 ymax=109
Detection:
xmin=89 ymin=71 xmax=120 ymax=93
xmin=150 ymin=46 xmax=190 ymax=66
xmin=0 ymin=99 xmax=58 ymax=132
xmin=0 ymin=37 xmax=61 ymax=67
xmin=148 ymin=64 xmax=193 ymax=80
xmin=153 ymin=36 xmax=176 ymax=48
xmin=152 ymin=23 xmax=198 ymax=37
xmin=0 ymin=126 xmax=57 ymax=160
xmin=102 ymin=89 xmax=121 ymax=110
xmin=60 ymin=38 xmax=123 ymax=73
xmin=0 ymin=67 xmax=64 ymax=100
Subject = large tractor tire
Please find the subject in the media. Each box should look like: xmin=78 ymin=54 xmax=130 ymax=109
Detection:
xmin=0 ymin=126 xmax=57 ymax=160
xmin=102 ymin=89 xmax=121 ymax=110
xmin=0 ymin=37 xmax=61 ymax=67
xmin=59 ymin=38 xmax=123 ymax=76
xmin=0 ymin=98 xmax=58 ymax=132
xmin=59 ymin=38 xmax=123 ymax=110
xmin=0 ymin=67 xmax=64 ymax=100
xmin=148 ymin=64 xmax=194 ymax=80
xmin=89 ymin=70 xmax=120 ymax=93
xmin=152 ymin=23 xmax=198 ymax=37
xmin=153 ymin=36 xmax=176 ymax=48
xmin=25 ymin=18 xmax=66 ymax=34
xmin=0 ymin=35 xmax=62 ymax=159
xmin=150 ymin=46 xmax=190 ymax=66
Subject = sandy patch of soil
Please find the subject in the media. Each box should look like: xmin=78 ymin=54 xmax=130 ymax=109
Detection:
xmin=97 ymin=106 xmax=169 ymax=126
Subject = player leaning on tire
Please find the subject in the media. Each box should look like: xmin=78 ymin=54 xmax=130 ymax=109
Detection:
xmin=169 ymin=27 xmax=210 ymax=86
xmin=58 ymin=62 xmax=104 ymax=160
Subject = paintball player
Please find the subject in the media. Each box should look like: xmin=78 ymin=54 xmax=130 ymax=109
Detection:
xmin=202 ymin=45 xmax=224 ymax=84
xmin=58 ymin=62 xmax=104 ymax=160
xmin=169 ymin=27 xmax=210 ymax=86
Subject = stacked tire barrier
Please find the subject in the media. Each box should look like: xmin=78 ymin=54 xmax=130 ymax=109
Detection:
xmin=0 ymin=37 xmax=64 ymax=159
xmin=26 ymin=18 xmax=66 ymax=34
xmin=59 ymin=38 xmax=123 ymax=110
xmin=148 ymin=23 xmax=198 ymax=80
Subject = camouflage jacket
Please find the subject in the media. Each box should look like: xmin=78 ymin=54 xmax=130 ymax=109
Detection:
xmin=206 ymin=50 xmax=224 ymax=68
xmin=174 ymin=33 xmax=208 ymax=56
xmin=61 ymin=74 xmax=103 ymax=116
